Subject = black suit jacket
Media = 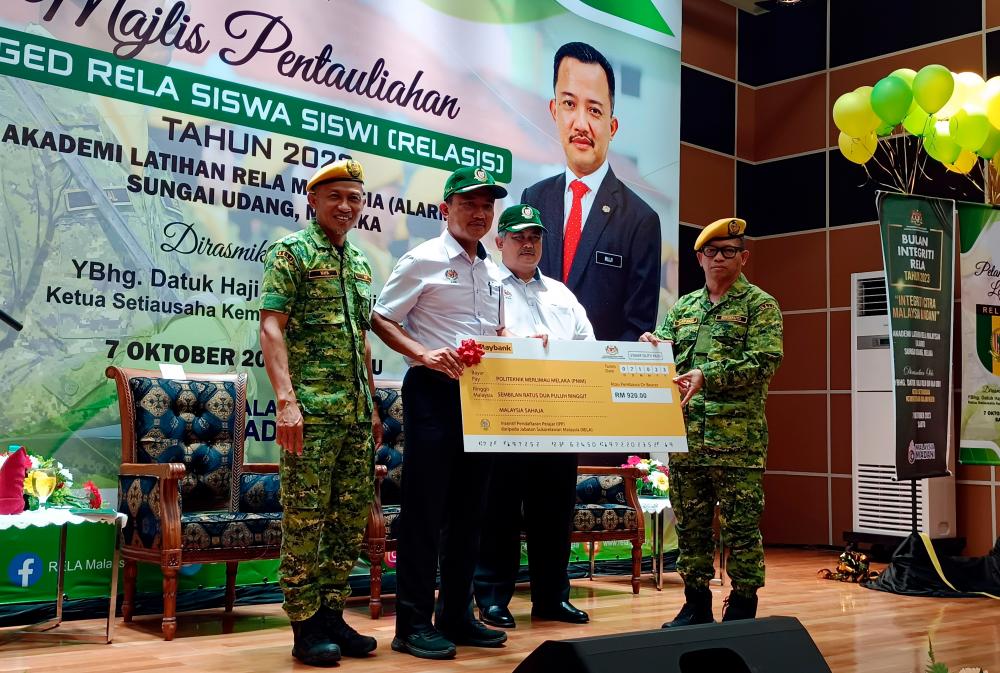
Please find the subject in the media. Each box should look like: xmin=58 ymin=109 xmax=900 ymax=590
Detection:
xmin=522 ymin=167 xmax=661 ymax=341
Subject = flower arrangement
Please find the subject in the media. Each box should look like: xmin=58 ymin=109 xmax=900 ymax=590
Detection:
xmin=0 ymin=446 xmax=102 ymax=510
xmin=622 ymin=455 xmax=669 ymax=497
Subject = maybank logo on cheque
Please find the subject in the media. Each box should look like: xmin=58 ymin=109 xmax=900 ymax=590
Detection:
xmin=478 ymin=342 xmax=513 ymax=353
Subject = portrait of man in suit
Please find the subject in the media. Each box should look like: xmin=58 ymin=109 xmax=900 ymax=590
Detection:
xmin=522 ymin=41 xmax=661 ymax=343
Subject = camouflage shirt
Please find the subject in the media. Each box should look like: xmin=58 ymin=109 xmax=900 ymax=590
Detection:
xmin=261 ymin=220 xmax=374 ymax=424
xmin=654 ymin=274 xmax=783 ymax=468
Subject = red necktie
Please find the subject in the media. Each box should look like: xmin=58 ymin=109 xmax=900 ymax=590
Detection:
xmin=563 ymin=179 xmax=590 ymax=283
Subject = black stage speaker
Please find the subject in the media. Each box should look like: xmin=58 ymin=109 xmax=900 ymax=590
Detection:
xmin=512 ymin=616 xmax=831 ymax=673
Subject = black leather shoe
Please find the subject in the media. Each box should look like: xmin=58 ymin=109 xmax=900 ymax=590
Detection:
xmin=531 ymin=601 xmax=590 ymax=624
xmin=479 ymin=605 xmax=516 ymax=629
xmin=439 ymin=619 xmax=508 ymax=647
xmin=391 ymin=628 xmax=457 ymax=660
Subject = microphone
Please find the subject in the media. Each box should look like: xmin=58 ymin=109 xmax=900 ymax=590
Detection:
xmin=0 ymin=308 xmax=23 ymax=332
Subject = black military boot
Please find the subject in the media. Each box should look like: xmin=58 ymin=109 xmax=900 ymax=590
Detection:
xmin=661 ymin=586 xmax=714 ymax=628
xmin=721 ymin=591 xmax=758 ymax=621
xmin=322 ymin=606 xmax=377 ymax=657
xmin=291 ymin=610 xmax=342 ymax=666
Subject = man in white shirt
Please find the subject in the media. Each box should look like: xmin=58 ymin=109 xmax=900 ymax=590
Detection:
xmin=372 ymin=166 xmax=509 ymax=660
xmin=474 ymin=204 xmax=594 ymax=630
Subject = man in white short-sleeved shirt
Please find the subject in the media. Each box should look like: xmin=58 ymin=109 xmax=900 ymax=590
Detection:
xmin=474 ymin=204 xmax=594 ymax=630
xmin=372 ymin=166 xmax=509 ymax=660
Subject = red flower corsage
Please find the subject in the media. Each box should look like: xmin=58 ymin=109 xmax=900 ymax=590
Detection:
xmin=83 ymin=480 xmax=102 ymax=509
xmin=457 ymin=338 xmax=485 ymax=366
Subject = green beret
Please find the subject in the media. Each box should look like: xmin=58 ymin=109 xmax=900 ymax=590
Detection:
xmin=307 ymin=159 xmax=365 ymax=191
xmin=443 ymin=166 xmax=508 ymax=200
xmin=694 ymin=217 xmax=746 ymax=250
xmin=498 ymin=204 xmax=546 ymax=233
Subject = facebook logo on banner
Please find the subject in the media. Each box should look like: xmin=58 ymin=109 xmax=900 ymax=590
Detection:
xmin=8 ymin=553 xmax=43 ymax=588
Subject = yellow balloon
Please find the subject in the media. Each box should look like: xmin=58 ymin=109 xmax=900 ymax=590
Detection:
xmin=833 ymin=91 xmax=881 ymax=137
xmin=985 ymin=76 xmax=1000 ymax=129
xmin=945 ymin=149 xmax=978 ymax=174
xmin=838 ymin=131 xmax=877 ymax=164
xmin=938 ymin=71 xmax=985 ymax=119
xmin=912 ymin=64 xmax=954 ymax=114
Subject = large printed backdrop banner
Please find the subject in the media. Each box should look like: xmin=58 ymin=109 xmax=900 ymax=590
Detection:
xmin=957 ymin=202 xmax=1000 ymax=466
xmin=0 ymin=0 xmax=680 ymax=603
xmin=878 ymin=193 xmax=954 ymax=481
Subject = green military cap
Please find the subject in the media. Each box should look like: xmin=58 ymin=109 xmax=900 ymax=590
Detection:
xmin=694 ymin=217 xmax=746 ymax=251
xmin=307 ymin=158 xmax=365 ymax=191
xmin=443 ymin=166 xmax=508 ymax=200
xmin=498 ymin=204 xmax=546 ymax=233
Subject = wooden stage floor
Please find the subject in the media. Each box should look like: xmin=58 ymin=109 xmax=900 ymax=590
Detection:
xmin=2 ymin=548 xmax=999 ymax=673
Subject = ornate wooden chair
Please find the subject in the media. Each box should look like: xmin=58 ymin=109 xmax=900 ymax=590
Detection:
xmin=572 ymin=466 xmax=645 ymax=593
xmin=106 ymin=366 xmax=281 ymax=640
xmin=362 ymin=384 xmax=404 ymax=618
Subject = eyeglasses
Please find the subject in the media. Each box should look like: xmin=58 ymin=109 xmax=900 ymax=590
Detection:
xmin=700 ymin=245 xmax=744 ymax=259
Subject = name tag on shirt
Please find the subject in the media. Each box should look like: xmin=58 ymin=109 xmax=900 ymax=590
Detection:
xmin=308 ymin=269 xmax=340 ymax=279
xmin=595 ymin=251 xmax=622 ymax=268
xmin=716 ymin=314 xmax=748 ymax=324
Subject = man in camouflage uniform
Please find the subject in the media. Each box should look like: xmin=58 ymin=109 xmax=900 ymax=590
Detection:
xmin=641 ymin=217 xmax=783 ymax=625
xmin=260 ymin=159 xmax=381 ymax=666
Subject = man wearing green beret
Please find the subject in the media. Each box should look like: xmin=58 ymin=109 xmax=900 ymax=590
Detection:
xmin=373 ymin=165 xmax=509 ymax=660
xmin=641 ymin=217 xmax=783 ymax=626
xmin=475 ymin=205 xmax=594 ymax=630
xmin=260 ymin=159 xmax=381 ymax=666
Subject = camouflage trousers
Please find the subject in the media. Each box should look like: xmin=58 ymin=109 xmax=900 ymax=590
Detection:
xmin=279 ymin=421 xmax=374 ymax=621
xmin=671 ymin=466 xmax=765 ymax=597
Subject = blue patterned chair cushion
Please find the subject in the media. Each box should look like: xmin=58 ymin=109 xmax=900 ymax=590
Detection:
xmin=383 ymin=505 xmax=401 ymax=541
xmin=576 ymin=474 xmax=627 ymax=506
xmin=181 ymin=511 xmax=282 ymax=550
xmin=374 ymin=387 xmax=404 ymax=504
xmin=120 ymin=475 xmax=164 ymax=550
xmin=573 ymin=504 xmax=638 ymax=532
xmin=240 ymin=473 xmax=281 ymax=513
xmin=129 ymin=377 xmax=238 ymax=512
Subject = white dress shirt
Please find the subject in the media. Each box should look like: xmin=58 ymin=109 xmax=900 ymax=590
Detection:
xmin=499 ymin=264 xmax=595 ymax=341
xmin=562 ymin=160 xmax=610 ymax=232
xmin=375 ymin=230 xmax=505 ymax=366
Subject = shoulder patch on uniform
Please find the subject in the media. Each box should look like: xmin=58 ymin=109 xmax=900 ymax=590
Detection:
xmin=758 ymin=302 xmax=778 ymax=311
xmin=308 ymin=268 xmax=340 ymax=279
xmin=674 ymin=317 xmax=699 ymax=326
xmin=276 ymin=249 xmax=297 ymax=265
xmin=716 ymin=314 xmax=748 ymax=324
xmin=354 ymin=272 xmax=372 ymax=283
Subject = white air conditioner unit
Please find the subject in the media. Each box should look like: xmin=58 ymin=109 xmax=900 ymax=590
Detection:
xmin=850 ymin=271 xmax=956 ymax=538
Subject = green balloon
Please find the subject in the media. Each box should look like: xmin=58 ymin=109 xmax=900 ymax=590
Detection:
xmin=890 ymin=68 xmax=917 ymax=87
xmin=977 ymin=126 xmax=1000 ymax=159
xmin=912 ymin=64 xmax=954 ymax=114
xmin=949 ymin=104 xmax=990 ymax=151
xmin=924 ymin=120 xmax=961 ymax=164
xmin=871 ymin=75 xmax=913 ymax=125
xmin=903 ymin=108 xmax=931 ymax=136
xmin=876 ymin=121 xmax=895 ymax=137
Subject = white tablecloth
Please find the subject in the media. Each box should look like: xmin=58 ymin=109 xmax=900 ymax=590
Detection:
xmin=0 ymin=508 xmax=125 ymax=531
xmin=638 ymin=496 xmax=672 ymax=514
